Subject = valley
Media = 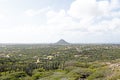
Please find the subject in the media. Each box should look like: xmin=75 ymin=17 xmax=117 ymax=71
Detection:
xmin=0 ymin=44 xmax=120 ymax=80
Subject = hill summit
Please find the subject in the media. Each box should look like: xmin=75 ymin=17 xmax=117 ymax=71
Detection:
xmin=55 ymin=39 xmax=69 ymax=45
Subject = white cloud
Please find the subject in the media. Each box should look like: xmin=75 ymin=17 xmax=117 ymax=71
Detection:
xmin=25 ymin=7 xmax=50 ymax=17
xmin=67 ymin=0 xmax=112 ymax=33
xmin=110 ymin=0 xmax=120 ymax=10
xmin=46 ymin=9 xmax=84 ymax=33
xmin=67 ymin=0 xmax=120 ymax=29
xmin=68 ymin=0 xmax=99 ymax=19
xmin=0 ymin=14 xmax=4 ymax=19
xmin=0 ymin=0 xmax=120 ymax=43
xmin=44 ymin=0 xmax=120 ymax=42
xmin=0 ymin=0 xmax=7 ymax=1
xmin=0 ymin=24 xmax=59 ymax=43
xmin=98 ymin=0 xmax=110 ymax=15
xmin=46 ymin=10 xmax=71 ymax=25
xmin=59 ymin=0 xmax=120 ymax=43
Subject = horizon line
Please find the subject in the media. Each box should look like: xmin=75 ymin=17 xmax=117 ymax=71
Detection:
xmin=0 ymin=42 xmax=120 ymax=45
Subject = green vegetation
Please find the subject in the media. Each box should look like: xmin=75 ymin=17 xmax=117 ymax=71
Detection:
xmin=0 ymin=44 xmax=120 ymax=80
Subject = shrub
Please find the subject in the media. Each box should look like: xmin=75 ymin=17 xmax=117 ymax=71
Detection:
xmin=37 ymin=68 xmax=45 ymax=72
xmin=0 ymin=72 xmax=27 ymax=80
xmin=32 ymin=72 xmax=41 ymax=80
xmin=108 ymin=73 xmax=120 ymax=80
xmin=87 ymin=69 xmax=106 ymax=80
xmin=11 ymin=72 xmax=27 ymax=78
xmin=68 ymin=68 xmax=94 ymax=79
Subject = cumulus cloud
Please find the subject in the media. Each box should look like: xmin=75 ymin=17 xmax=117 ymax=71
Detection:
xmin=67 ymin=0 xmax=120 ymax=31
xmin=0 ymin=14 xmax=4 ymax=19
xmin=68 ymin=0 xmax=99 ymax=19
xmin=43 ymin=0 xmax=120 ymax=42
xmin=110 ymin=0 xmax=120 ymax=10
xmin=46 ymin=9 xmax=85 ymax=34
xmin=68 ymin=0 xmax=113 ymax=19
xmin=54 ymin=0 xmax=120 ymax=43
xmin=0 ymin=24 xmax=58 ymax=43
xmin=25 ymin=7 xmax=50 ymax=17
xmin=0 ymin=0 xmax=120 ymax=43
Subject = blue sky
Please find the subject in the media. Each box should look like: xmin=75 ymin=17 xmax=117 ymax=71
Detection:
xmin=0 ymin=0 xmax=120 ymax=43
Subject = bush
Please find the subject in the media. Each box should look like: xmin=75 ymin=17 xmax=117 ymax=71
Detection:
xmin=32 ymin=71 xmax=53 ymax=80
xmin=89 ymin=63 xmax=104 ymax=69
xmin=32 ymin=72 xmax=41 ymax=80
xmin=11 ymin=72 xmax=27 ymax=78
xmin=0 ymin=72 xmax=27 ymax=80
xmin=64 ymin=66 xmax=75 ymax=73
xmin=108 ymin=73 xmax=120 ymax=80
xmin=68 ymin=68 xmax=94 ymax=79
xmin=76 ymin=68 xmax=93 ymax=79
xmin=87 ymin=69 xmax=106 ymax=80
xmin=37 ymin=68 xmax=45 ymax=72
xmin=75 ymin=62 xmax=90 ymax=68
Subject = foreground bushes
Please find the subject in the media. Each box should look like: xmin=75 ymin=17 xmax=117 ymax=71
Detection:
xmin=0 ymin=72 xmax=27 ymax=80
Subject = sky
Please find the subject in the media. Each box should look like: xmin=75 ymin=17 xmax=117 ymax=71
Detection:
xmin=0 ymin=0 xmax=120 ymax=43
